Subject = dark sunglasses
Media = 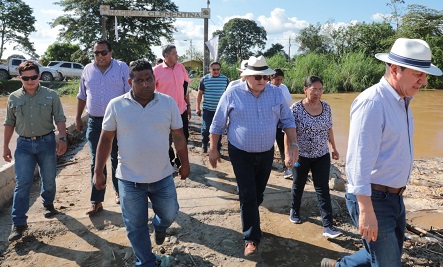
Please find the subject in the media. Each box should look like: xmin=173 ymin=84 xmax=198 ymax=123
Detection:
xmin=21 ymin=75 xmax=39 ymax=81
xmin=94 ymin=50 xmax=109 ymax=56
xmin=211 ymin=68 xmax=220 ymax=71
xmin=253 ymin=75 xmax=269 ymax=81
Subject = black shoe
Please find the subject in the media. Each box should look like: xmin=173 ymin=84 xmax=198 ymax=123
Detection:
xmin=8 ymin=224 xmax=28 ymax=242
xmin=202 ymin=143 xmax=208 ymax=153
xmin=44 ymin=204 xmax=58 ymax=218
xmin=154 ymin=229 xmax=166 ymax=245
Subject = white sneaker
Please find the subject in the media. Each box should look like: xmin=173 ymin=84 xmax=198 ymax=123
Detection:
xmin=323 ymin=226 xmax=342 ymax=238
xmin=283 ymin=169 xmax=293 ymax=179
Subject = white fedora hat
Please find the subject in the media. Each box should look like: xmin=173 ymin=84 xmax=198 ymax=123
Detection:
xmin=241 ymin=56 xmax=276 ymax=76
xmin=237 ymin=60 xmax=249 ymax=72
xmin=375 ymin=38 xmax=442 ymax=76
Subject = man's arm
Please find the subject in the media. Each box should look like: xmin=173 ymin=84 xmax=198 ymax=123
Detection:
xmin=55 ymin=121 xmax=67 ymax=156
xmin=196 ymin=90 xmax=204 ymax=117
xmin=171 ymin=128 xmax=190 ymax=180
xmin=76 ymin=99 xmax=86 ymax=132
xmin=208 ymin=133 xmax=221 ymax=168
xmin=283 ymin=128 xmax=299 ymax=167
xmin=356 ymin=195 xmax=378 ymax=242
xmin=3 ymin=125 xmax=14 ymax=162
xmin=94 ymin=130 xmax=115 ymax=190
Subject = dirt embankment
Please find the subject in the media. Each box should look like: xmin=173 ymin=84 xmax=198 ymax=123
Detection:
xmin=0 ymin=103 xmax=442 ymax=267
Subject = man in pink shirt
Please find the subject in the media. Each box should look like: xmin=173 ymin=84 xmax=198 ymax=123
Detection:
xmin=153 ymin=44 xmax=191 ymax=167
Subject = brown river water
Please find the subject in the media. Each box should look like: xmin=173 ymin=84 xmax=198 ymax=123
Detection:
xmin=0 ymin=90 xmax=442 ymax=167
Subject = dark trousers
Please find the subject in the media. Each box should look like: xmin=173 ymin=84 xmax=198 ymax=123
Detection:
xmin=275 ymin=127 xmax=285 ymax=164
xmin=228 ymin=143 xmax=274 ymax=244
xmin=169 ymin=111 xmax=189 ymax=166
xmin=86 ymin=116 xmax=119 ymax=203
xmin=291 ymin=153 xmax=333 ymax=228
xmin=201 ymin=109 xmax=222 ymax=150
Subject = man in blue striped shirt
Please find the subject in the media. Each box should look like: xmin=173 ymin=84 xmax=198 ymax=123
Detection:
xmin=196 ymin=62 xmax=229 ymax=153
xmin=209 ymin=56 xmax=299 ymax=257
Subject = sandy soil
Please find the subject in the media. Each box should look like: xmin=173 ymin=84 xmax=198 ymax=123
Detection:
xmin=0 ymin=106 xmax=442 ymax=266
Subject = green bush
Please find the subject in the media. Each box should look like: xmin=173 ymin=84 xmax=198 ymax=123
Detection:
xmin=0 ymin=79 xmax=79 ymax=96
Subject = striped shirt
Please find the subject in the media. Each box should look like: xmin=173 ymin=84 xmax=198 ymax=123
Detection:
xmin=210 ymin=82 xmax=296 ymax=153
xmin=77 ymin=59 xmax=130 ymax=117
xmin=198 ymin=74 xmax=229 ymax=111
xmin=346 ymin=77 xmax=414 ymax=196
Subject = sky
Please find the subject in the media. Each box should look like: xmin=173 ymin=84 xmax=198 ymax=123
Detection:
xmin=3 ymin=0 xmax=443 ymax=61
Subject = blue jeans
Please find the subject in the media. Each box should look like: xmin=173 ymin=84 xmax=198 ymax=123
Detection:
xmin=12 ymin=133 xmax=57 ymax=226
xmin=291 ymin=153 xmax=333 ymax=227
xmin=86 ymin=116 xmax=118 ymax=203
xmin=201 ymin=109 xmax=221 ymax=150
xmin=338 ymin=191 xmax=406 ymax=267
xmin=119 ymin=175 xmax=179 ymax=267
xmin=228 ymin=143 xmax=274 ymax=244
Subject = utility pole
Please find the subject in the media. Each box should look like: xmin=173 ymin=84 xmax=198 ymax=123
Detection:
xmin=203 ymin=0 xmax=210 ymax=74
xmin=288 ymin=36 xmax=291 ymax=60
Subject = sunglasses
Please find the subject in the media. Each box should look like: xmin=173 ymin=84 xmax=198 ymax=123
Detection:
xmin=253 ymin=75 xmax=269 ymax=81
xmin=94 ymin=50 xmax=109 ymax=56
xmin=211 ymin=68 xmax=220 ymax=71
xmin=21 ymin=75 xmax=39 ymax=81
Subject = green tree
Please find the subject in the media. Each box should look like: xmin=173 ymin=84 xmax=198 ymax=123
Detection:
xmin=295 ymin=23 xmax=330 ymax=54
xmin=0 ymin=0 xmax=37 ymax=59
xmin=263 ymin=43 xmax=288 ymax=59
xmin=386 ymin=0 xmax=405 ymax=31
xmin=41 ymin=43 xmax=82 ymax=65
xmin=52 ymin=0 xmax=178 ymax=63
xmin=214 ymin=18 xmax=267 ymax=64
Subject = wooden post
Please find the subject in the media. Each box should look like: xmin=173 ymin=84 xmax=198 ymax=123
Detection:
xmin=101 ymin=16 xmax=107 ymax=40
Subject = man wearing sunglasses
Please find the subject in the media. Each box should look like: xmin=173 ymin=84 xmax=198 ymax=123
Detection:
xmin=4 ymin=61 xmax=67 ymax=241
xmin=196 ymin=61 xmax=229 ymax=153
xmin=208 ymin=56 xmax=299 ymax=257
xmin=76 ymin=39 xmax=130 ymax=215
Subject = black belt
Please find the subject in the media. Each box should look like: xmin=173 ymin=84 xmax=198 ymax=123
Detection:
xmin=371 ymin=183 xmax=406 ymax=195
xmin=89 ymin=115 xmax=104 ymax=119
xmin=20 ymin=131 xmax=53 ymax=140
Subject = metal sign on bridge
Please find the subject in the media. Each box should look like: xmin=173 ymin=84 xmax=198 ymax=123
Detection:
xmin=100 ymin=5 xmax=210 ymax=19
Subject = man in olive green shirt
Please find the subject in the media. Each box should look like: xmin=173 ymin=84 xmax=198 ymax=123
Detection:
xmin=3 ymin=61 xmax=67 ymax=242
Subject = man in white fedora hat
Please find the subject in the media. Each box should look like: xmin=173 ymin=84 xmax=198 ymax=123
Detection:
xmin=321 ymin=38 xmax=442 ymax=267
xmin=208 ymin=55 xmax=299 ymax=256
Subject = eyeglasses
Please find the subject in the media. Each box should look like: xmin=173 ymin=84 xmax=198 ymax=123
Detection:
xmin=93 ymin=50 xmax=109 ymax=56
xmin=307 ymin=87 xmax=324 ymax=93
xmin=21 ymin=75 xmax=39 ymax=81
xmin=211 ymin=68 xmax=220 ymax=71
xmin=253 ymin=75 xmax=269 ymax=81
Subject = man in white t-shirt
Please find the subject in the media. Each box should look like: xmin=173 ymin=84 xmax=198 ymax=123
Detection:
xmin=94 ymin=59 xmax=190 ymax=266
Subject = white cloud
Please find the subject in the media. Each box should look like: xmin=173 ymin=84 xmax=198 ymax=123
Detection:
xmin=372 ymin=13 xmax=390 ymax=22
xmin=257 ymin=8 xmax=309 ymax=34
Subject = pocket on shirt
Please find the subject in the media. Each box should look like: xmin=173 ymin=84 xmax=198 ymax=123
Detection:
xmin=11 ymin=101 xmax=25 ymax=118
xmin=37 ymin=99 xmax=53 ymax=117
xmin=271 ymin=104 xmax=281 ymax=120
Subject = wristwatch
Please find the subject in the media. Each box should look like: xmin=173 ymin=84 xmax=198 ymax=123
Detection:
xmin=290 ymin=142 xmax=299 ymax=149
xmin=59 ymin=136 xmax=67 ymax=142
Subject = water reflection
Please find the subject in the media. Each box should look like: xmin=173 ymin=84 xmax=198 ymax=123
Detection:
xmin=0 ymin=90 xmax=442 ymax=168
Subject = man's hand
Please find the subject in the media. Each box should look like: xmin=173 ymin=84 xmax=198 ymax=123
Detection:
xmin=208 ymin=148 xmax=221 ymax=168
xmin=196 ymin=108 xmax=202 ymax=117
xmin=93 ymin=172 xmax=107 ymax=190
xmin=285 ymin=146 xmax=299 ymax=168
xmin=56 ymin=139 xmax=68 ymax=156
xmin=359 ymin=209 xmax=378 ymax=242
xmin=187 ymin=107 xmax=192 ymax=120
xmin=3 ymin=147 xmax=12 ymax=162
xmin=177 ymin=163 xmax=190 ymax=180
xmin=75 ymin=117 xmax=83 ymax=132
